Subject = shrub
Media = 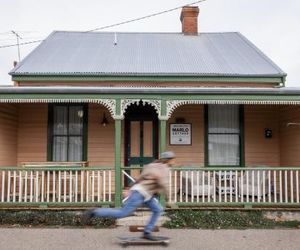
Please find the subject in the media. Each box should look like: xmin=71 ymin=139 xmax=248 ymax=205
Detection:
xmin=0 ymin=210 xmax=115 ymax=228
xmin=163 ymin=210 xmax=300 ymax=229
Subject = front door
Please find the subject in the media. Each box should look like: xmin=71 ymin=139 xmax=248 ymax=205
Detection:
xmin=125 ymin=103 xmax=158 ymax=185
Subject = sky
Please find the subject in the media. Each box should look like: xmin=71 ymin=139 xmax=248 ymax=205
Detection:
xmin=0 ymin=0 xmax=299 ymax=86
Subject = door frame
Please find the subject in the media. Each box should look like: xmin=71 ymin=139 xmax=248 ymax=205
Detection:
xmin=124 ymin=103 xmax=159 ymax=185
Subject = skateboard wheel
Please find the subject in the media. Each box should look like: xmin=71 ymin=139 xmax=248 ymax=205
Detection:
xmin=162 ymin=241 xmax=169 ymax=247
xmin=121 ymin=242 xmax=128 ymax=248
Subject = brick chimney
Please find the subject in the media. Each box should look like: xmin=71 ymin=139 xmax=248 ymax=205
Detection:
xmin=180 ymin=6 xmax=199 ymax=35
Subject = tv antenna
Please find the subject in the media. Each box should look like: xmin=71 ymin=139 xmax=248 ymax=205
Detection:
xmin=11 ymin=30 xmax=22 ymax=61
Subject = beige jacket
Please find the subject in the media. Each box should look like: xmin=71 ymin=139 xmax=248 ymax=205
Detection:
xmin=131 ymin=162 xmax=170 ymax=199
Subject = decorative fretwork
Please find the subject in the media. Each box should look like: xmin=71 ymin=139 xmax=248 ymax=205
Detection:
xmin=166 ymin=100 xmax=190 ymax=119
xmin=166 ymin=99 xmax=300 ymax=119
xmin=2 ymin=98 xmax=300 ymax=120
xmin=142 ymin=99 xmax=161 ymax=117
xmin=96 ymin=99 xmax=116 ymax=119
xmin=120 ymin=99 xmax=162 ymax=119
xmin=0 ymin=98 xmax=117 ymax=119
xmin=120 ymin=99 xmax=140 ymax=119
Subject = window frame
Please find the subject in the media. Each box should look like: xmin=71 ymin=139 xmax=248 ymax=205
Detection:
xmin=204 ymin=104 xmax=244 ymax=167
xmin=47 ymin=103 xmax=88 ymax=162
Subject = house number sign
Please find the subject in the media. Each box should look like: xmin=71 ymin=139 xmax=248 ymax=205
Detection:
xmin=170 ymin=123 xmax=192 ymax=145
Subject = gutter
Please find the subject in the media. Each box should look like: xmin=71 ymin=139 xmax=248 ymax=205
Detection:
xmin=11 ymin=75 xmax=285 ymax=84
xmin=0 ymin=87 xmax=300 ymax=95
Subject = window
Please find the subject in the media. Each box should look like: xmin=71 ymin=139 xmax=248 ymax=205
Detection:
xmin=48 ymin=104 xmax=87 ymax=161
xmin=206 ymin=105 xmax=243 ymax=166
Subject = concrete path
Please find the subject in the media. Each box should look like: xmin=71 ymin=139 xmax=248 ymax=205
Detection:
xmin=0 ymin=227 xmax=299 ymax=250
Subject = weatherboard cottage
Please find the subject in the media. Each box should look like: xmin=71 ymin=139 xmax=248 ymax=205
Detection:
xmin=0 ymin=6 xmax=299 ymax=208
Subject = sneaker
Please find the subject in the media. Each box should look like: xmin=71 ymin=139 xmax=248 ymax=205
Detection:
xmin=143 ymin=232 xmax=157 ymax=241
xmin=82 ymin=209 xmax=95 ymax=224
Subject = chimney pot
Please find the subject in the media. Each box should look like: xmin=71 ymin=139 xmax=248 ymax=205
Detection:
xmin=180 ymin=6 xmax=199 ymax=35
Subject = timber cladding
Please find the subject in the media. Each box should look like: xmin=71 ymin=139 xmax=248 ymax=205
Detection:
xmin=166 ymin=105 xmax=204 ymax=167
xmin=280 ymin=106 xmax=300 ymax=166
xmin=244 ymin=105 xmax=280 ymax=167
xmin=3 ymin=103 xmax=299 ymax=171
xmin=0 ymin=104 xmax=18 ymax=166
xmin=17 ymin=104 xmax=48 ymax=165
xmin=88 ymin=103 xmax=119 ymax=167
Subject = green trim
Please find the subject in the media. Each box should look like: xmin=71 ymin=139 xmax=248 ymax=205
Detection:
xmin=126 ymin=113 xmax=158 ymax=167
xmin=3 ymin=93 xmax=300 ymax=102
xmin=0 ymin=201 xmax=299 ymax=208
xmin=240 ymin=105 xmax=245 ymax=167
xmin=0 ymin=167 xmax=114 ymax=171
xmin=122 ymin=167 xmax=144 ymax=171
xmin=204 ymin=105 xmax=245 ymax=167
xmin=47 ymin=104 xmax=88 ymax=161
xmin=204 ymin=105 xmax=208 ymax=167
xmin=167 ymin=202 xmax=300 ymax=207
xmin=114 ymin=115 xmax=122 ymax=208
xmin=0 ymin=202 xmax=114 ymax=207
xmin=170 ymin=166 xmax=300 ymax=171
xmin=159 ymin=100 xmax=167 ymax=153
xmin=159 ymin=120 xmax=167 ymax=154
xmin=159 ymin=119 xmax=167 ymax=207
xmin=2 ymin=166 xmax=299 ymax=171
xmin=159 ymin=100 xmax=167 ymax=207
xmin=47 ymin=104 xmax=53 ymax=161
xmin=12 ymin=75 xmax=284 ymax=84
xmin=115 ymin=98 xmax=121 ymax=116
xmin=82 ymin=104 xmax=88 ymax=161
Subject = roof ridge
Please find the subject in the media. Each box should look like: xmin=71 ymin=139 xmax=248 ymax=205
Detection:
xmin=51 ymin=30 xmax=240 ymax=35
xmin=236 ymin=32 xmax=287 ymax=76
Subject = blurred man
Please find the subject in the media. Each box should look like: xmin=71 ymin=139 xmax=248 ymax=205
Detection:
xmin=82 ymin=151 xmax=176 ymax=240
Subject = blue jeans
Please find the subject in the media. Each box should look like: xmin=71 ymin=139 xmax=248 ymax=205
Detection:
xmin=93 ymin=190 xmax=163 ymax=234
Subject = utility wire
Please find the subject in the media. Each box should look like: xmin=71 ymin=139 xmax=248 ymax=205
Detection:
xmin=86 ymin=0 xmax=206 ymax=32
xmin=0 ymin=0 xmax=206 ymax=49
xmin=11 ymin=31 xmax=22 ymax=61
xmin=0 ymin=36 xmax=45 ymax=42
xmin=0 ymin=39 xmax=44 ymax=48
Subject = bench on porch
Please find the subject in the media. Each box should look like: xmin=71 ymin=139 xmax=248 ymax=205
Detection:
xmin=12 ymin=162 xmax=89 ymax=202
xmin=21 ymin=161 xmax=89 ymax=168
xmin=181 ymin=172 xmax=215 ymax=197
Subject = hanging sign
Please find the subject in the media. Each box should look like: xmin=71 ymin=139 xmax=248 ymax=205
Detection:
xmin=170 ymin=123 xmax=192 ymax=145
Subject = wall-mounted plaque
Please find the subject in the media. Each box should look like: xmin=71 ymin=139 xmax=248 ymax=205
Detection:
xmin=170 ymin=123 xmax=192 ymax=145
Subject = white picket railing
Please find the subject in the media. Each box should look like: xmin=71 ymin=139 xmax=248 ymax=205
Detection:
xmin=1 ymin=167 xmax=300 ymax=207
xmin=0 ymin=168 xmax=114 ymax=204
xmin=168 ymin=168 xmax=300 ymax=206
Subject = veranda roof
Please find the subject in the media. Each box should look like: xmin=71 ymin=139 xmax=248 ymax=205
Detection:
xmin=0 ymin=87 xmax=300 ymax=106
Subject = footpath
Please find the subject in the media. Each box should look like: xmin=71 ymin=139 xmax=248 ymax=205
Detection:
xmin=0 ymin=226 xmax=299 ymax=250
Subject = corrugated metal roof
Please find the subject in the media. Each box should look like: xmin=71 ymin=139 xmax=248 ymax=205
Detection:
xmin=9 ymin=31 xmax=286 ymax=77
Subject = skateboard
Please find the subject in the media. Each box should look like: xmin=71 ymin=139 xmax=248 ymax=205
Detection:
xmin=118 ymin=236 xmax=170 ymax=247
